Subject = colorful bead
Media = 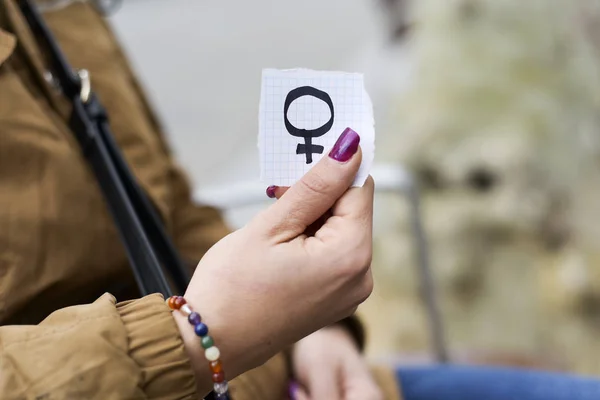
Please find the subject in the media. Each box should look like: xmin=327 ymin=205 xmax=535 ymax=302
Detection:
xmin=188 ymin=312 xmax=201 ymax=326
xmin=212 ymin=371 xmax=225 ymax=383
xmin=170 ymin=296 xmax=230 ymax=398
xmin=205 ymin=346 xmax=220 ymax=361
xmin=214 ymin=381 xmax=229 ymax=395
xmin=201 ymin=335 xmax=214 ymax=349
xmin=209 ymin=360 xmax=223 ymax=374
xmin=173 ymin=296 xmax=186 ymax=310
xmin=194 ymin=322 xmax=209 ymax=337
xmin=167 ymin=296 xmax=177 ymax=310
xmin=180 ymin=304 xmax=192 ymax=316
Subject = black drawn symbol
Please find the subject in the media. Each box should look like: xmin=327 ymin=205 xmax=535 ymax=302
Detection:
xmin=284 ymin=86 xmax=335 ymax=164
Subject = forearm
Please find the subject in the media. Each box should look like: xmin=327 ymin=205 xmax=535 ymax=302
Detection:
xmin=172 ymin=294 xmax=287 ymax=397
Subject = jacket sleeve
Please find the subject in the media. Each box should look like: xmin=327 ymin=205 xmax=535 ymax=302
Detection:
xmin=0 ymin=293 xmax=198 ymax=400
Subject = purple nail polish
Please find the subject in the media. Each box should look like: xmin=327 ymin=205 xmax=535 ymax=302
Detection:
xmin=266 ymin=185 xmax=277 ymax=198
xmin=329 ymin=127 xmax=360 ymax=162
xmin=288 ymin=381 xmax=300 ymax=400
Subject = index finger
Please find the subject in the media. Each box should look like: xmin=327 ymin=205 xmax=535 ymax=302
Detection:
xmin=331 ymin=175 xmax=375 ymax=219
xmin=309 ymin=175 xmax=374 ymax=244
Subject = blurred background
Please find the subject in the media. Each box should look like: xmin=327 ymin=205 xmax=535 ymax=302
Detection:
xmin=107 ymin=0 xmax=600 ymax=376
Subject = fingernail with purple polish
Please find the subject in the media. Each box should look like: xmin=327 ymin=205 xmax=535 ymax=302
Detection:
xmin=329 ymin=127 xmax=360 ymax=162
xmin=288 ymin=381 xmax=300 ymax=400
xmin=266 ymin=185 xmax=278 ymax=198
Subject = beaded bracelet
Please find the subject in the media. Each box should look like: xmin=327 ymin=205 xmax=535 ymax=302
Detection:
xmin=167 ymin=296 xmax=232 ymax=400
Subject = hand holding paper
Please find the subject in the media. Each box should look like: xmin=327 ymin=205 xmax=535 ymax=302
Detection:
xmin=259 ymin=69 xmax=375 ymax=187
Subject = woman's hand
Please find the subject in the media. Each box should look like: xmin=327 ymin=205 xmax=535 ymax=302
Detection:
xmin=291 ymin=326 xmax=383 ymax=400
xmin=175 ymin=129 xmax=375 ymax=394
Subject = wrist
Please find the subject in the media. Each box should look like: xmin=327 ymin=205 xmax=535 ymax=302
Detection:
xmin=173 ymin=311 xmax=213 ymax=396
xmin=172 ymin=293 xmax=270 ymax=398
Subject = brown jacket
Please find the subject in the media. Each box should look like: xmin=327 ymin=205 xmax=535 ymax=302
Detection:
xmin=0 ymin=1 xmax=402 ymax=399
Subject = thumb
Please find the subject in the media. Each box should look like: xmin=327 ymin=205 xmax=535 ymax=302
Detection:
xmin=261 ymin=127 xmax=362 ymax=242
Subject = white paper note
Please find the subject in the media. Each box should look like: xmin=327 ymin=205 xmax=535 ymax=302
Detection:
xmin=259 ymin=68 xmax=375 ymax=187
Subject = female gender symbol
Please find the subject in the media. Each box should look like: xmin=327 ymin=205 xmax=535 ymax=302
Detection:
xmin=283 ymin=86 xmax=335 ymax=164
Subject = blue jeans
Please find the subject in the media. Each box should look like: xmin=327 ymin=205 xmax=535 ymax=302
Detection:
xmin=397 ymin=366 xmax=600 ymax=400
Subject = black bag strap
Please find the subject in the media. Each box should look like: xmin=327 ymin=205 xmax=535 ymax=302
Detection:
xmin=18 ymin=0 xmax=190 ymax=297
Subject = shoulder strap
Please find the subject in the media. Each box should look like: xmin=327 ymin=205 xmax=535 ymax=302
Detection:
xmin=19 ymin=0 xmax=190 ymax=297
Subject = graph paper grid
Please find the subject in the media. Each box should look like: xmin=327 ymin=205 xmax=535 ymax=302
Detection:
xmin=259 ymin=68 xmax=375 ymax=187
